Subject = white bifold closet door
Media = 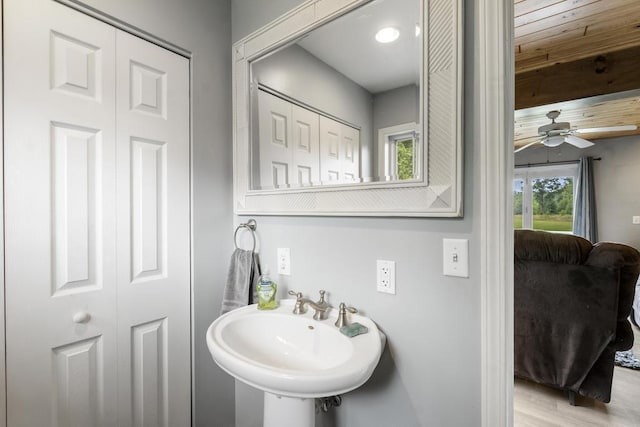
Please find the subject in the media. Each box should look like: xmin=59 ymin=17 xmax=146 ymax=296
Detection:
xmin=4 ymin=0 xmax=190 ymax=426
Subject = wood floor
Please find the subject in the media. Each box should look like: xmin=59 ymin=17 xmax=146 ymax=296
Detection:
xmin=514 ymin=325 xmax=640 ymax=427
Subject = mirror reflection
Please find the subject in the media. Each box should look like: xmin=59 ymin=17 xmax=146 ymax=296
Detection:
xmin=249 ymin=0 xmax=420 ymax=190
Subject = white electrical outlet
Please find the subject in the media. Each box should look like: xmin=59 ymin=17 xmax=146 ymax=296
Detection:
xmin=376 ymin=260 xmax=396 ymax=294
xmin=633 ymin=216 xmax=640 ymax=225
xmin=277 ymin=248 xmax=291 ymax=275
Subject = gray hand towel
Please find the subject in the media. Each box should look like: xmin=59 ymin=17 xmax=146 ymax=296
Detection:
xmin=220 ymin=248 xmax=261 ymax=315
xmin=251 ymin=252 xmax=262 ymax=304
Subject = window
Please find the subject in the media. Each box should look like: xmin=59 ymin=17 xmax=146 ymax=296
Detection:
xmin=514 ymin=164 xmax=577 ymax=232
xmin=390 ymin=132 xmax=417 ymax=180
xmin=378 ymin=123 xmax=420 ymax=181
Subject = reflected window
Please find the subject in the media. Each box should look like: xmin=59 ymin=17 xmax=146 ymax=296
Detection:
xmin=378 ymin=122 xmax=419 ymax=181
xmin=390 ymin=133 xmax=417 ymax=180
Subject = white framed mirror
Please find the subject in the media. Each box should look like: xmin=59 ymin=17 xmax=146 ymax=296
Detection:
xmin=233 ymin=0 xmax=462 ymax=216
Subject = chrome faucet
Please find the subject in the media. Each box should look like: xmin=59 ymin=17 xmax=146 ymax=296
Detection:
xmin=288 ymin=290 xmax=332 ymax=320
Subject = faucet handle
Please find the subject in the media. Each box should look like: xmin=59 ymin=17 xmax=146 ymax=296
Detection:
xmin=339 ymin=302 xmax=358 ymax=314
xmin=335 ymin=303 xmax=358 ymax=328
xmin=288 ymin=291 xmax=306 ymax=315
xmin=288 ymin=290 xmax=303 ymax=299
xmin=318 ymin=290 xmax=326 ymax=303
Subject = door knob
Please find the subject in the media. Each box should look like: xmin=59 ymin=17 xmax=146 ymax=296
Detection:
xmin=72 ymin=311 xmax=91 ymax=324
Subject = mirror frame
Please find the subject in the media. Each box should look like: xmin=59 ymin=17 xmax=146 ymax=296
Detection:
xmin=233 ymin=0 xmax=463 ymax=217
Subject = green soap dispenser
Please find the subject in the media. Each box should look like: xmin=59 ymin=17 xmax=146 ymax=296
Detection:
xmin=257 ymin=266 xmax=278 ymax=310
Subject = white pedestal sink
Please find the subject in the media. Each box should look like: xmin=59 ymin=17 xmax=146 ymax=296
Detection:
xmin=206 ymin=299 xmax=385 ymax=427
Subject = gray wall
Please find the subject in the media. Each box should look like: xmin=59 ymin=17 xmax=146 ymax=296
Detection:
xmin=515 ymin=136 xmax=640 ymax=249
xmin=78 ymin=1 xmax=235 ymax=425
xmin=253 ymin=44 xmax=374 ymax=178
xmin=372 ymin=84 xmax=420 ymax=133
xmin=233 ymin=1 xmax=482 ymax=426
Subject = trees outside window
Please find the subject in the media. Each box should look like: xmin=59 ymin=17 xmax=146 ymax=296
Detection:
xmin=396 ymin=137 xmax=415 ymax=180
xmin=514 ymin=165 xmax=577 ymax=232
xmin=377 ymin=123 xmax=419 ymax=181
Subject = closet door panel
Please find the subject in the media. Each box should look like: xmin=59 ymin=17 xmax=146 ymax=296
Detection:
xmin=319 ymin=116 xmax=342 ymax=183
xmin=258 ymin=90 xmax=293 ymax=189
xmin=4 ymin=1 xmax=118 ymax=425
xmin=341 ymin=125 xmax=361 ymax=182
xmin=115 ymin=30 xmax=191 ymax=427
xmin=292 ymin=105 xmax=320 ymax=186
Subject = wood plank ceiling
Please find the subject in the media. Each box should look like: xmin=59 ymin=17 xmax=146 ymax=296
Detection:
xmin=514 ymin=0 xmax=640 ymax=149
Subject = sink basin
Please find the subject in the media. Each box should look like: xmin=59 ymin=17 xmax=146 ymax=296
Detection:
xmin=206 ymin=299 xmax=385 ymax=399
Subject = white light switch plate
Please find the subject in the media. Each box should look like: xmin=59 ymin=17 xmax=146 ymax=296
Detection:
xmin=443 ymin=239 xmax=469 ymax=278
xmin=633 ymin=216 xmax=640 ymax=225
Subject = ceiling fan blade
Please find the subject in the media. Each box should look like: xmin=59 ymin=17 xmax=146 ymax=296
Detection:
xmin=574 ymin=125 xmax=638 ymax=134
xmin=514 ymin=140 xmax=540 ymax=153
xmin=565 ymin=134 xmax=594 ymax=148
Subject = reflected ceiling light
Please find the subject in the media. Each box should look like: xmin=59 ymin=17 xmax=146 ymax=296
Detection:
xmin=375 ymin=27 xmax=400 ymax=43
xmin=415 ymin=24 xmax=421 ymax=37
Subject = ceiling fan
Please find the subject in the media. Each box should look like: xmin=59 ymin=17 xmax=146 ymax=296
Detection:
xmin=514 ymin=110 xmax=638 ymax=153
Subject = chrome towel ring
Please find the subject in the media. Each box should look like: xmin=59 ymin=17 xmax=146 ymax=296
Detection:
xmin=234 ymin=219 xmax=257 ymax=252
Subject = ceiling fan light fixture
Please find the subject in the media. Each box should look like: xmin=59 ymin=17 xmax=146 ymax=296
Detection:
xmin=375 ymin=27 xmax=400 ymax=43
xmin=543 ymin=135 xmax=565 ymax=147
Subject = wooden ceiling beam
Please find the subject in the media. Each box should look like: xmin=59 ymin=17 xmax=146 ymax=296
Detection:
xmin=515 ymin=44 xmax=640 ymax=110
xmin=515 ymin=0 xmax=627 ymax=39
xmin=515 ymin=21 xmax=640 ymax=73
xmin=514 ymin=0 xmax=640 ymax=74
xmin=515 ymin=0 xmax=600 ymax=30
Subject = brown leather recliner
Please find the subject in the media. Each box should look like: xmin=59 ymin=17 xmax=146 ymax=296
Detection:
xmin=514 ymin=229 xmax=640 ymax=403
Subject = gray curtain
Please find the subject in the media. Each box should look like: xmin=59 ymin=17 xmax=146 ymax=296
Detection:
xmin=573 ymin=156 xmax=598 ymax=242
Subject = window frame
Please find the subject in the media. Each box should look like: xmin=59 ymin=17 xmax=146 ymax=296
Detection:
xmin=514 ymin=164 xmax=578 ymax=231
xmin=377 ymin=122 xmax=420 ymax=181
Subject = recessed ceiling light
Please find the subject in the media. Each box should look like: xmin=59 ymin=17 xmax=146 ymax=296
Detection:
xmin=375 ymin=27 xmax=400 ymax=43
xmin=415 ymin=24 xmax=421 ymax=37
